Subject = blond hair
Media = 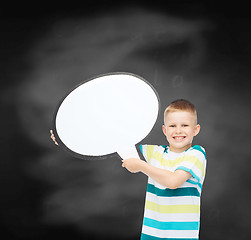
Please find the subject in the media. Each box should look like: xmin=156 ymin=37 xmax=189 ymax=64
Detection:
xmin=164 ymin=99 xmax=197 ymax=124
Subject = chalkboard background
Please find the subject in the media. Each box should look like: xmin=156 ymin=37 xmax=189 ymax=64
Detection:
xmin=1 ymin=1 xmax=250 ymax=239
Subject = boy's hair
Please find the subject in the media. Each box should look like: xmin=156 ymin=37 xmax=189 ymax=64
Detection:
xmin=164 ymin=99 xmax=197 ymax=123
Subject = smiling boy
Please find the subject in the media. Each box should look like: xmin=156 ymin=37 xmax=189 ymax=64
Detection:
xmin=122 ymin=99 xmax=207 ymax=240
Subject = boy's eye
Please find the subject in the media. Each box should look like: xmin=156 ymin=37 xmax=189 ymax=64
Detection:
xmin=183 ymin=124 xmax=189 ymax=127
xmin=169 ymin=125 xmax=175 ymax=127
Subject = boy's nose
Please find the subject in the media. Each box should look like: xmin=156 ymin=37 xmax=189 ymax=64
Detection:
xmin=176 ymin=127 xmax=182 ymax=133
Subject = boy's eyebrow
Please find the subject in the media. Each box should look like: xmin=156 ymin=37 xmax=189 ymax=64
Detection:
xmin=166 ymin=122 xmax=192 ymax=125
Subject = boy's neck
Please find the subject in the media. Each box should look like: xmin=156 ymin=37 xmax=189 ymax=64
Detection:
xmin=169 ymin=144 xmax=192 ymax=153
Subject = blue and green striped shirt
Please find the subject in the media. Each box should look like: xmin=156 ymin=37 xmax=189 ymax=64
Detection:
xmin=139 ymin=145 xmax=207 ymax=240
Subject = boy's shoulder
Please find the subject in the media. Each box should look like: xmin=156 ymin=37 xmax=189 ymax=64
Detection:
xmin=139 ymin=144 xmax=168 ymax=154
xmin=186 ymin=145 xmax=206 ymax=159
xmin=139 ymin=144 xmax=168 ymax=149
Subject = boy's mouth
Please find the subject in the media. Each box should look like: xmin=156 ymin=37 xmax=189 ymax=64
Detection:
xmin=173 ymin=136 xmax=186 ymax=142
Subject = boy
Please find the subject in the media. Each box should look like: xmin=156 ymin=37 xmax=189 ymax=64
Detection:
xmin=122 ymin=99 xmax=206 ymax=240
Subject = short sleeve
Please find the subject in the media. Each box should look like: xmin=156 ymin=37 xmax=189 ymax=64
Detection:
xmin=176 ymin=145 xmax=207 ymax=185
xmin=139 ymin=144 xmax=155 ymax=163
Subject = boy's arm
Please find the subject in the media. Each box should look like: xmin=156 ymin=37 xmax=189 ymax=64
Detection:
xmin=122 ymin=158 xmax=191 ymax=189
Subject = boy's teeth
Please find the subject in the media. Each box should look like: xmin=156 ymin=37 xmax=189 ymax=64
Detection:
xmin=174 ymin=136 xmax=185 ymax=141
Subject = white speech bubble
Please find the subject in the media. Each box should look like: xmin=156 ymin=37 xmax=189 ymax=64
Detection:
xmin=53 ymin=72 xmax=159 ymax=160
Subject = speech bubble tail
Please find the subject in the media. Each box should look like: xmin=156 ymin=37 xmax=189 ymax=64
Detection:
xmin=117 ymin=146 xmax=140 ymax=160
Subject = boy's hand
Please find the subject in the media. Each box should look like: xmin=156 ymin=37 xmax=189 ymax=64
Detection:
xmin=122 ymin=158 xmax=145 ymax=173
xmin=50 ymin=130 xmax=58 ymax=145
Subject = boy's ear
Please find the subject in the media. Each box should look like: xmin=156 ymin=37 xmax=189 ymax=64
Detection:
xmin=162 ymin=124 xmax=167 ymax=136
xmin=194 ymin=124 xmax=200 ymax=136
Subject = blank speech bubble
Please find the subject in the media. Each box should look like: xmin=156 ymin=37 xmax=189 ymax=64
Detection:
xmin=52 ymin=72 xmax=160 ymax=160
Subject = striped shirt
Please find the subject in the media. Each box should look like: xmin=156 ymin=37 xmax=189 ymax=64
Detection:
xmin=139 ymin=145 xmax=207 ymax=240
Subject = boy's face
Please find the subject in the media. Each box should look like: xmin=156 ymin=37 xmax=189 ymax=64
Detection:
xmin=162 ymin=111 xmax=200 ymax=153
